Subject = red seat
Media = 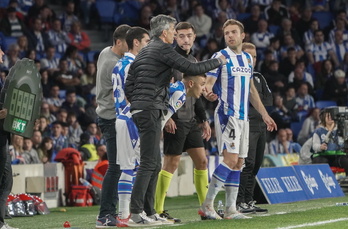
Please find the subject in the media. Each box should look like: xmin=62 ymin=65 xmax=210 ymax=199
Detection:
xmin=330 ymin=167 xmax=345 ymax=173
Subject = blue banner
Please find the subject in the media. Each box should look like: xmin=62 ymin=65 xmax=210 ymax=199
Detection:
xmin=256 ymin=167 xmax=308 ymax=204
xmin=293 ymin=164 xmax=345 ymax=199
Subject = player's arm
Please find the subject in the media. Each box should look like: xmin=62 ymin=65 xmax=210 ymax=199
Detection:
xmin=249 ymin=79 xmax=277 ymax=132
xmin=204 ymin=76 xmax=218 ymax=102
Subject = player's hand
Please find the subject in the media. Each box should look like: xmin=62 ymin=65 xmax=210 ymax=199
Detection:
xmin=201 ymin=121 xmax=211 ymax=141
xmin=203 ymin=90 xmax=218 ymax=102
xmin=218 ymin=55 xmax=227 ymax=65
xmin=0 ymin=108 xmax=7 ymax=119
xmin=164 ymin=118 xmax=177 ymax=134
xmin=262 ymin=114 xmax=277 ymax=132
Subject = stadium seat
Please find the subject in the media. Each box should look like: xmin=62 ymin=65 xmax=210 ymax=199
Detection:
xmin=290 ymin=121 xmax=303 ymax=141
xmin=315 ymin=100 xmax=337 ymax=109
xmin=312 ymin=11 xmax=333 ymax=30
xmin=95 ymin=0 xmax=117 ymax=41
xmin=268 ymin=25 xmax=280 ymax=35
xmin=3 ymin=36 xmax=18 ymax=52
xmin=0 ymin=0 xmax=10 ymax=8
xmin=237 ymin=13 xmax=251 ymax=22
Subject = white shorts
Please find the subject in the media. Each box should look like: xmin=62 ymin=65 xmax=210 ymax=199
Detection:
xmin=116 ymin=116 xmax=140 ymax=170
xmin=214 ymin=112 xmax=249 ymax=158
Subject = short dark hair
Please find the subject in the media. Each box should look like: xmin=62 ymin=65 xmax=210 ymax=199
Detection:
xmin=113 ymin=24 xmax=131 ymax=45
xmin=175 ymin=22 xmax=196 ymax=34
xmin=126 ymin=27 xmax=149 ymax=50
xmin=183 ymin=74 xmax=206 ymax=80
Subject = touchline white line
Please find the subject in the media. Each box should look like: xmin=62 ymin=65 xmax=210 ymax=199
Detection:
xmin=277 ymin=218 xmax=348 ymax=229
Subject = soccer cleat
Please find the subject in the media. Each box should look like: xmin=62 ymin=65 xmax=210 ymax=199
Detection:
xmin=248 ymin=200 xmax=268 ymax=214
xmin=148 ymin=213 xmax=174 ymax=224
xmin=198 ymin=205 xmax=222 ymax=220
xmin=237 ymin=202 xmax=255 ymax=214
xmin=116 ymin=215 xmax=130 ymax=227
xmin=96 ymin=214 xmax=118 ymax=228
xmin=159 ymin=210 xmax=181 ymax=223
xmin=128 ymin=211 xmax=162 ymax=227
xmin=224 ymin=211 xmax=252 ymax=219
xmin=0 ymin=223 xmax=19 ymax=229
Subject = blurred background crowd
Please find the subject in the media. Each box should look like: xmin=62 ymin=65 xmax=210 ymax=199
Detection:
xmin=1 ymin=0 xmax=348 ymax=164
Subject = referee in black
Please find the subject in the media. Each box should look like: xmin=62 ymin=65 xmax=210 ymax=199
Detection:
xmin=236 ymin=42 xmax=273 ymax=214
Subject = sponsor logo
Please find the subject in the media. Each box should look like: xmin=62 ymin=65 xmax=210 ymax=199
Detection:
xmin=318 ymin=169 xmax=336 ymax=193
xmin=231 ymin=66 xmax=252 ymax=74
xmin=12 ymin=118 xmax=27 ymax=133
xmin=300 ymin=170 xmax=319 ymax=195
xmin=261 ymin=177 xmax=284 ymax=194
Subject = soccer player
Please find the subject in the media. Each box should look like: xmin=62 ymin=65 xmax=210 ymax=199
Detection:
xmin=111 ymin=26 xmax=151 ymax=225
xmin=199 ymin=19 xmax=277 ymax=220
xmin=154 ymin=22 xmax=210 ymax=223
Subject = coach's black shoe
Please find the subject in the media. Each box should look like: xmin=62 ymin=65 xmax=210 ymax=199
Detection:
xmin=237 ymin=202 xmax=255 ymax=214
xmin=248 ymin=201 xmax=268 ymax=214
xmin=159 ymin=210 xmax=181 ymax=223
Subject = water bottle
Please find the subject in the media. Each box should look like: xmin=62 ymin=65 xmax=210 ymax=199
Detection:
xmin=336 ymin=202 xmax=348 ymax=206
xmin=79 ymin=178 xmax=92 ymax=188
xmin=217 ymin=200 xmax=224 ymax=218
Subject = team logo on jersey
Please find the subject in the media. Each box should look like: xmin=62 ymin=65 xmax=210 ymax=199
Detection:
xmin=230 ymin=142 xmax=235 ymax=149
xmin=174 ymin=100 xmax=183 ymax=109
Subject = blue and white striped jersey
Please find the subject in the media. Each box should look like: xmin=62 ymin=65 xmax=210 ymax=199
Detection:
xmin=162 ymin=81 xmax=186 ymax=127
xmin=207 ymin=48 xmax=253 ymax=121
xmin=112 ymin=52 xmax=135 ymax=116
xmin=306 ymin=42 xmax=332 ymax=62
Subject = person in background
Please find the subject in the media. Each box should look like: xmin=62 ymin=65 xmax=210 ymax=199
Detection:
xmin=237 ymin=42 xmax=272 ymax=215
xmin=268 ymin=129 xmax=294 ymax=155
xmin=297 ymin=108 xmax=320 ymax=145
xmin=22 ymin=138 xmax=40 ymax=164
xmin=311 ymin=109 xmax=348 ymax=174
xmin=0 ymin=46 xmax=19 ymax=229
xmin=95 ymin=24 xmax=131 ymax=228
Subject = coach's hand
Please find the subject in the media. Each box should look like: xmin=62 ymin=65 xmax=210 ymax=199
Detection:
xmin=0 ymin=108 xmax=7 ymax=119
xmin=203 ymin=91 xmax=218 ymax=102
xmin=164 ymin=118 xmax=177 ymax=134
xmin=263 ymin=114 xmax=277 ymax=132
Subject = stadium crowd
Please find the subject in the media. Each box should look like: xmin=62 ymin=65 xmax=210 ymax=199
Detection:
xmin=0 ymin=0 xmax=347 ymax=162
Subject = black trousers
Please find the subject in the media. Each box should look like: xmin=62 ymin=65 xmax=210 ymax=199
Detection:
xmin=130 ymin=110 xmax=162 ymax=215
xmin=0 ymin=131 xmax=12 ymax=227
xmin=237 ymin=129 xmax=266 ymax=204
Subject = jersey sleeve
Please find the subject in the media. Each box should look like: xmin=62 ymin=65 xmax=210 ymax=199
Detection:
xmin=206 ymin=52 xmax=223 ymax=78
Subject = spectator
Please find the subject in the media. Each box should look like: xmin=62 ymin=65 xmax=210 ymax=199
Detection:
xmin=270 ymin=94 xmax=296 ymax=129
xmin=47 ymin=18 xmax=71 ymax=55
xmin=306 ymin=29 xmax=339 ymax=70
xmin=50 ymin=121 xmax=68 ymax=162
xmin=277 ymin=18 xmax=302 ymax=46
xmin=288 ymin=61 xmax=314 ymax=89
xmin=31 ymin=130 xmax=43 ymax=150
xmin=257 ymin=49 xmax=274 ymax=73
xmin=303 ymin=19 xmax=319 ymax=46
xmin=251 ymin=0 xmax=272 ymax=11
xmin=294 ymin=82 xmax=315 ymax=114
xmin=36 ymin=5 xmax=55 ymax=32
xmin=84 ymin=94 xmax=97 ymax=124
xmin=85 ymin=122 xmax=101 ymax=145
xmin=38 ymin=116 xmax=51 ymax=137
xmin=264 ymin=60 xmax=287 ymax=95
xmin=331 ymin=30 xmax=348 ymax=65
xmin=138 ymin=4 xmax=153 ymax=30
xmin=52 ymin=58 xmax=80 ymax=90
xmin=46 ymin=85 xmax=64 ymax=114
xmin=67 ymin=111 xmax=83 ymax=148
xmin=9 ymin=134 xmax=25 ymax=164
xmin=27 ymin=0 xmax=46 ymax=22
xmin=285 ymin=128 xmax=301 ymax=151
xmin=322 ymin=69 xmax=348 ymax=106
xmin=267 ymin=37 xmax=280 ymax=62
xmin=56 ymin=108 xmax=68 ymax=123
xmin=37 ymin=137 xmax=53 ymax=163
xmin=68 ymin=21 xmax=91 ymax=53
xmin=251 ymin=19 xmax=274 ymax=56
xmin=328 ymin=18 xmax=348 ymax=44
xmin=61 ymin=89 xmax=85 ymax=120
xmin=17 ymin=35 xmax=29 ymax=58
xmin=242 ymin=4 xmax=263 ymax=35
xmin=297 ymin=107 xmax=320 ymax=145
xmin=22 ymin=138 xmax=41 ymax=164
xmin=41 ymin=101 xmax=56 ymax=123
xmin=80 ymin=61 xmax=96 ymax=86
xmin=295 ymin=7 xmax=313 ymax=39
xmin=283 ymin=86 xmax=297 ymax=113
xmin=264 ymin=0 xmax=289 ymax=26
xmin=79 ymin=132 xmax=98 ymax=161
xmin=2 ymin=44 xmax=20 ymax=70
xmin=40 ymin=68 xmax=52 ymax=98
xmin=58 ymin=1 xmax=79 ymax=32
xmin=40 ymin=46 xmax=60 ymax=76
xmin=0 ymin=7 xmax=27 ymax=37
xmin=187 ymin=4 xmax=212 ymax=48
xmin=198 ymin=38 xmax=219 ymax=61
xmin=212 ymin=0 xmax=236 ymax=21
xmin=279 ymin=47 xmax=299 ymax=77
xmin=309 ymin=0 xmax=329 ymax=12
xmin=279 ymin=34 xmax=304 ymax=60
xmin=315 ymin=59 xmax=334 ymax=96
xmin=268 ymin=129 xmax=294 ymax=155
xmin=26 ymin=17 xmax=50 ymax=56
xmin=63 ymin=45 xmax=85 ymax=76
